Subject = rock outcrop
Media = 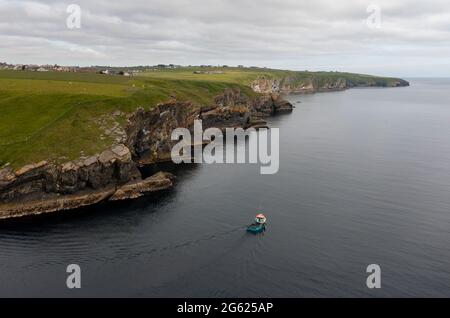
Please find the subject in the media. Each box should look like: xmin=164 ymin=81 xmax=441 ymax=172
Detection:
xmin=110 ymin=171 xmax=174 ymax=201
xmin=125 ymin=101 xmax=198 ymax=164
xmin=0 ymin=188 xmax=116 ymax=220
xmin=251 ymin=93 xmax=294 ymax=116
xmin=0 ymin=144 xmax=140 ymax=204
xmin=0 ymin=172 xmax=175 ymax=220
xmin=126 ymin=88 xmax=293 ymax=165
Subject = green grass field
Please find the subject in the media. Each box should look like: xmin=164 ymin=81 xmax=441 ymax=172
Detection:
xmin=139 ymin=67 xmax=401 ymax=86
xmin=0 ymin=67 xmax=403 ymax=169
xmin=0 ymin=69 xmax=256 ymax=168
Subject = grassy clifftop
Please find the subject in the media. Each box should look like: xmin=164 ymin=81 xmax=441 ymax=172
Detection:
xmin=139 ymin=67 xmax=408 ymax=88
xmin=0 ymin=67 xmax=407 ymax=169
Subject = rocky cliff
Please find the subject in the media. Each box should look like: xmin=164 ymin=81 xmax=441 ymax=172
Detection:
xmin=0 ymin=142 xmax=175 ymax=219
xmin=125 ymin=88 xmax=292 ymax=165
xmin=0 ymin=89 xmax=293 ymax=219
xmin=251 ymin=75 xmax=409 ymax=94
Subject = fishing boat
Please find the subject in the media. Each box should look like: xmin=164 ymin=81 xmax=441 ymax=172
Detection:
xmin=247 ymin=214 xmax=267 ymax=234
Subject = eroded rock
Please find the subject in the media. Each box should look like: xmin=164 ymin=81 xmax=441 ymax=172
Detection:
xmin=0 ymin=144 xmax=139 ymax=202
xmin=109 ymin=171 xmax=174 ymax=201
xmin=0 ymin=167 xmax=16 ymax=183
xmin=0 ymin=188 xmax=116 ymax=220
xmin=14 ymin=161 xmax=48 ymax=177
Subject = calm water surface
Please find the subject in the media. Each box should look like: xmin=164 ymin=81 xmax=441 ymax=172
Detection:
xmin=1 ymin=78 xmax=450 ymax=297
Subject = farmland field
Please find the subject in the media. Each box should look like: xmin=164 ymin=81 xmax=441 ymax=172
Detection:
xmin=0 ymin=69 xmax=258 ymax=168
xmin=0 ymin=68 xmax=402 ymax=169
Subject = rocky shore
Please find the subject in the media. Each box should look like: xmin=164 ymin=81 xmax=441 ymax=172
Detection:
xmin=0 ymin=88 xmax=293 ymax=220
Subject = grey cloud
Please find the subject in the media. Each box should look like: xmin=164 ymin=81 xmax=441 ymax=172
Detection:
xmin=0 ymin=0 xmax=449 ymax=76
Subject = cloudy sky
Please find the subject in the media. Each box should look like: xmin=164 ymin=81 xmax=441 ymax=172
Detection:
xmin=1 ymin=0 xmax=449 ymax=77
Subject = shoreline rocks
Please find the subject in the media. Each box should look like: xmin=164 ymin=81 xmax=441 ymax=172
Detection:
xmin=110 ymin=172 xmax=174 ymax=201
xmin=0 ymin=172 xmax=175 ymax=220
xmin=0 ymin=144 xmax=141 ymax=206
xmin=0 ymin=188 xmax=116 ymax=220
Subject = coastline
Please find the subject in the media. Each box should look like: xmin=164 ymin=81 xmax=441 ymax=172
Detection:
xmin=0 ymin=89 xmax=293 ymax=219
xmin=0 ymin=77 xmax=409 ymax=220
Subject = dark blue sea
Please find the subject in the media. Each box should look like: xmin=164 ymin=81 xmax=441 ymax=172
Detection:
xmin=1 ymin=78 xmax=449 ymax=297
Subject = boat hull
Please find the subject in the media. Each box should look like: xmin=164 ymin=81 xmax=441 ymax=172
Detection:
xmin=247 ymin=224 xmax=266 ymax=234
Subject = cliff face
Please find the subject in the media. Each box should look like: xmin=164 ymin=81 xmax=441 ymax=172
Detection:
xmin=125 ymin=88 xmax=293 ymax=165
xmin=0 ymin=171 xmax=175 ymax=220
xmin=252 ymin=77 xmax=316 ymax=94
xmin=0 ymin=89 xmax=293 ymax=219
xmin=0 ymin=144 xmax=138 ymax=203
xmin=125 ymin=101 xmax=199 ymax=163
xmin=251 ymin=76 xmax=409 ymax=94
